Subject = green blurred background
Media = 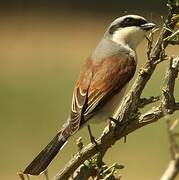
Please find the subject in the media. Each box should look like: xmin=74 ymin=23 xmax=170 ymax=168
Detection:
xmin=0 ymin=0 xmax=179 ymax=179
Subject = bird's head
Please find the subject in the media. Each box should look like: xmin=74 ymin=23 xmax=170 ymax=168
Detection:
xmin=106 ymin=15 xmax=156 ymax=49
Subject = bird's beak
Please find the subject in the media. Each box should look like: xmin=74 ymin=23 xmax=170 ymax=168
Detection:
xmin=140 ymin=22 xmax=156 ymax=31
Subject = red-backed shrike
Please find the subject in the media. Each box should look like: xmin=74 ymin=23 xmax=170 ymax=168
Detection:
xmin=24 ymin=15 xmax=155 ymax=175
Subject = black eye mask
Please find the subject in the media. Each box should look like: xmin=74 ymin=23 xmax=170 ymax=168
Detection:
xmin=109 ymin=17 xmax=147 ymax=35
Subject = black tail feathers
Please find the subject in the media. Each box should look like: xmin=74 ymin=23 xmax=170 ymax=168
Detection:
xmin=24 ymin=132 xmax=67 ymax=175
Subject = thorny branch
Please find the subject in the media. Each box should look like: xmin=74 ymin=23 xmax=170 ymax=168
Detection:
xmin=160 ymin=118 xmax=179 ymax=180
xmin=53 ymin=1 xmax=179 ymax=180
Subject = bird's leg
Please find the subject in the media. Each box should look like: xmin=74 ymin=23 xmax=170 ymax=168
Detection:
xmin=87 ymin=125 xmax=98 ymax=146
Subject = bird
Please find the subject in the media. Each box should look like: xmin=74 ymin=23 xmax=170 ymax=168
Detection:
xmin=23 ymin=15 xmax=156 ymax=175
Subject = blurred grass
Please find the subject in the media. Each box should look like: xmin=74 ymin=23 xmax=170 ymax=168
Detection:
xmin=0 ymin=13 xmax=179 ymax=180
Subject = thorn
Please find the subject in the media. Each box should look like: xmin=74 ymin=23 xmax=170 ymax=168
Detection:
xmin=76 ymin=137 xmax=84 ymax=151
xmin=87 ymin=125 xmax=98 ymax=146
xmin=124 ymin=136 xmax=127 ymax=143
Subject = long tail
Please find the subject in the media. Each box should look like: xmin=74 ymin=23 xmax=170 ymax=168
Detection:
xmin=23 ymin=131 xmax=68 ymax=175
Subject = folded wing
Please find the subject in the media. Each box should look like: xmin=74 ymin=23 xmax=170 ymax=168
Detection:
xmin=67 ymin=54 xmax=136 ymax=134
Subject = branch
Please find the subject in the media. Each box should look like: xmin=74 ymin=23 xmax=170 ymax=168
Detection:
xmin=161 ymin=159 xmax=179 ymax=180
xmin=140 ymin=56 xmax=179 ymax=124
xmin=160 ymin=118 xmax=179 ymax=180
xmin=138 ymin=96 xmax=160 ymax=108
xmin=164 ymin=30 xmax=179 ymax=45
xmin=54 ymin=2 xmax=179 ymax=179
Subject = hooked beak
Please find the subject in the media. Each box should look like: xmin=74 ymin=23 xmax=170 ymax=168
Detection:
xmin=140 ymin=22 xmax=156 ymax=31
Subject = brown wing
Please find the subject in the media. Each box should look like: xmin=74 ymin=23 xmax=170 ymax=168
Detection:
xmin=66 ymin=54 xmax=136 ymax=135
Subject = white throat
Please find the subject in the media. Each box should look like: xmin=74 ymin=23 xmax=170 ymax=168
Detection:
xmin=111 ymin=26 xmax=145 ymax=50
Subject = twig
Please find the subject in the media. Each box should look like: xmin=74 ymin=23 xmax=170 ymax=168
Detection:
xmin=138 ymin=96 xmax=160 ymax=108
xmin=164 ymin=29 xmax=179 ymax=45
xmin=87 ymin=125 xmax=98 ymax=146
xmin=160 ymin=159 xmax=179 ymax=180
xmin=160 ymin=118 xmax=179 ymax=180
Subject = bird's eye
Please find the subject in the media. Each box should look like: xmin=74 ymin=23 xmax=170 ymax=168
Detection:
xmin=125 ymin=18 xmax=133 ymax=23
